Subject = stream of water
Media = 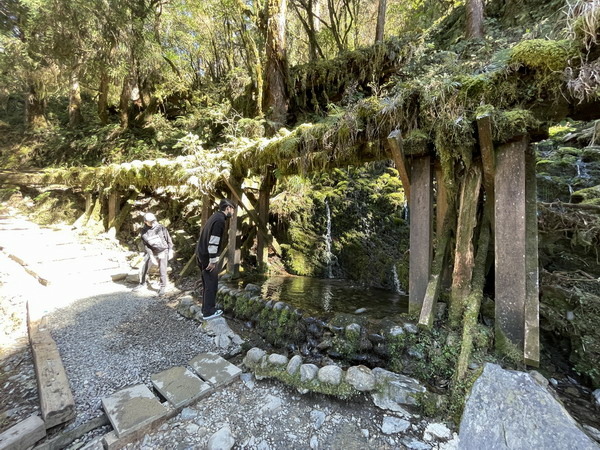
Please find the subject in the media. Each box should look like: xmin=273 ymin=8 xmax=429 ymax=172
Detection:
xmin=256 ymin=275 xmax=409 ymax=320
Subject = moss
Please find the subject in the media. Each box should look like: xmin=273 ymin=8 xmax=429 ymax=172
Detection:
xmin=494 ymin=328 xmax=524 ymax=365
xmin=254 ymin=364 xmax=358 ymax=400
xmin=509 ymin=39 xmax=577 ymax=72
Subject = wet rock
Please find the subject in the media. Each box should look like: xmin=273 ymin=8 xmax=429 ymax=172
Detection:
xmin=346 ymin=365 xmax=376 ymax=392
xmin=287 ymin=355 xmax=303 ymax=375
xmin=402 ymin=438 xmax=432 ymax=449
xmin=207 ymin=425 xmax=235 ymax=450
xmin=593 ymin=389 xmax=600 ymax=410
xmin=368 ymin=333 xmax=385 ymax=344
xmin=307 ymin=323 xmax=323 ymax=337
xmin=354 ymin=308 xmax=367 ymax=314
xmin=317 ymin=365 xmax=343 ymax=385
xmin=459 ymin=363 xmax=598 ymax=450
xmin=404 ymin=323 xmax=418 ymax=334
xmin=273 ymin=301 xmax=287 ymax=311
xmin=389 ymin=326 xmax=404 ymax=337
xmin=423 ymin=423 xmax=451 ymax=441
xmin=300 ymin=364 xmax=319 ymax=382
xmin=381 ymin=416 xmax=410 ymax=434
xmin=243 ymin=348 xmax=266 ymax=369
xmin=372 ymin=368 xmax=426 ymax=406
xmin=245 ymin=283 xmax=261 ymax=293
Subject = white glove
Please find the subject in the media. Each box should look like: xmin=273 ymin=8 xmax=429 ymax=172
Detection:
xmin=168 ymin=249 xmax=174 ymax=260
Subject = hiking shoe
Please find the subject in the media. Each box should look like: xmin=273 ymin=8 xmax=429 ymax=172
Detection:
xmin=132 ymin=284 xmax=145 ymax=292
xmin=202 ymin=309 xmax=223 ymax=320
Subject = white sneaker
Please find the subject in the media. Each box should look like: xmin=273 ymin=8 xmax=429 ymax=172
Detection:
xmin=202 ymin=309 xmax=223 ymax=320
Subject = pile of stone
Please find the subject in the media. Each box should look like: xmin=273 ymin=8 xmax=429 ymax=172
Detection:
xmin=242 ymin=347 xmax=428 ymax=416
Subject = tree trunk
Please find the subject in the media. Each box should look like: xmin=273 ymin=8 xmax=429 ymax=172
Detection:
xmin=68 ymin=71 xmax=83 ymax=128
xmin=98 ymin=69 xmax=109 ymax=125
xmin=263 ymin=0 xmax=289 ymax=131
xmin=466 ymin=0 xmax=484 ymax=39
xmin=119 ymin=75 xmax=132 ymax=128
xmin=25 ymin=81 xmax=48 ymax=130
xmin=375 ymin=0 xmax=387 ymax=43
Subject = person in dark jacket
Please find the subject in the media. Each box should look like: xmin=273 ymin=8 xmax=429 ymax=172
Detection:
xmin=133 ymin=212 xmax=174 ymax=296
xmin=196 ymin=199 xmax=235 ymax=319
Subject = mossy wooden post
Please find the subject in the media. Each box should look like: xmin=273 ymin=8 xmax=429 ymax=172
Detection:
xmin=494 ymin=136 xmax=529 ymax=356
xmin=435 ymin=163 xmax=448 ymax=240
xmin=408 ymin=156 xmax=432 ymax=314
xmin=524 ymin=145 xmax=540 ymax=367
xmin=227 ymin=180 xmax=242 ymax=278
xmin=477 ymin=115 xmax=496 ymax=230
xmin=449 ymin=163 xmax=482 ymax=327
xmin=107 ymin=191 xmax=119 ymax=227
xmin=257 ymin=171 xmax=274 ymax=272
xmin=387 ymin=130 xmax=411 ymax=200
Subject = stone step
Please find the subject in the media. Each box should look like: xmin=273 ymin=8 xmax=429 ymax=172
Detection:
xmin=189 ymin=352 xmax=242 ymax=388
xmin=150 ymin=366 xmax=213 ymax=409
xmin=101 ymin=384 xmax=169 ymax=439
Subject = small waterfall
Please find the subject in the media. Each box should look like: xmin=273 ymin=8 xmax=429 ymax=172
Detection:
xmin=568 ymin=184 xmax=574 ymax=195
xmin=392 ymin=265 xmax=405 ymax=295
xmin=403 ymin=200 xmax=409 ymax=221
xmin=576 ymin=157 xmax=590 ymax=179
xmin=324 ymin=201 xmax=333 ymax=278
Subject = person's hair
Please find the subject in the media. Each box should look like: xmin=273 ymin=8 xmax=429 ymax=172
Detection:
xmin=219 ymin=199 xmax=234 ymax=211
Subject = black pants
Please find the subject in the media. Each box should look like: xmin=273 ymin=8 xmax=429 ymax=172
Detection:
xmin=140 ymin=251 xmax=168 ymax=288
xmin=200 ymin=263 xmax=219 ymax=316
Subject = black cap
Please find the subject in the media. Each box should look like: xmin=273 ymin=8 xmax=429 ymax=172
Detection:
xmin=219 ymin=199 xmax=234 ymax=211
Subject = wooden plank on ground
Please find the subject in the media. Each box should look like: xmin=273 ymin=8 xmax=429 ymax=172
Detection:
xmin=524 ymin=145 xmax=540 ymax=367
xmin=495 ymin=136 xmax=528 ymax=353
xmin=0 ymin=414 xmax=46 ymax=450
xmin=387 ymin=130 xmax=411 ymax=200
xmin=408 ymin=156 xmax=432 ymax=314
xmin=27 ymin=302 xmax=75 ymax=429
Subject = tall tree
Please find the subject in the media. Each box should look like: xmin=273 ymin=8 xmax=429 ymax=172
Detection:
xmin=375 ymin=0 xmax=387 ymax=43
xmin=466 ymin=0 xmax=484 ymax=39
xmin=263 ymin=0 xmax=289 ymax=131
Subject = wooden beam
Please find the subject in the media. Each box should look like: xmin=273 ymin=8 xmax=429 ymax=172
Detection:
xmin=495 ymin=136 xmax=529 ymax=353
xmin=435 ymin=163 xmax=448 ymax=240
xmin=0 ymin=415 xmax=46 ymax=450
xmin=27 ymin=302 xmax=75 ymax=429
xmin=387 ymin=130 xmax=411 ymax=201
xmin=408 ymin=156 xmax=432 ymax=314
xmin=257 ymin=171 xmax=275 ymax=271
xmin=107 ymin=191 xmax=119 ymax=227
xmin=477 ymin=115 xmax=496 ymax=231
xmin=226 ymin=180 xmax=242 ymax=277
xmin=449 ymin=163 xmax=482 ymax=327
xmin=524 ymin=145 xmax=540 ymax=367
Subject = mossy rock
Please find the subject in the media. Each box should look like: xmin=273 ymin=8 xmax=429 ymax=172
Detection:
xmin=509 ymin=39 xmax=577 ymax=72
xmin=570 ymin=185 xmax=600 ymax=204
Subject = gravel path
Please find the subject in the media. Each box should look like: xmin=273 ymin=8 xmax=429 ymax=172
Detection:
xmin=46 ymin=286 xmax=215 ymax=429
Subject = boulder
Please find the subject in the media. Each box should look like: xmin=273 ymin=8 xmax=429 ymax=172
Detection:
xmin=243 ymin=348 xmax=266 ymax=370
xmin=287 ymin=355 xmax=303 ymax=375
xmin=317 ymin=365 xmax=343 ymax=385
xmin=459 ymin=363 xmax=598 ymax=450
xmin=300 ymin=364 xmax=319 ymax=383
xmin=346 ymin=365 xmax=376 ymax=392
xmin=372 ymin=368 xmax=426 ymax=407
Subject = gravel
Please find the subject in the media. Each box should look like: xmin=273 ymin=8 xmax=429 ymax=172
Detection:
xmin=46 ymin=287 xmax=215 ymax=428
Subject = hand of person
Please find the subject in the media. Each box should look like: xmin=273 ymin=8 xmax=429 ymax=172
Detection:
xmin=168 ymin=249 xmax=174 ymax=260
xmin=206 ymin=262 xmax=216 ymax=272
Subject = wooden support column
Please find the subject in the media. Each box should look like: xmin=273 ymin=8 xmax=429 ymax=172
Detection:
xmin=477 ymin=115 xmax=496 ymax=231
xmin=524 ymin=145 xmax=540 ymax=367
xmin=201 ymin=194 xmax=211 ymax=225
xmin=107 ymin=191 xmax=119 ymax=228
xmin=495 ymin=136 xmax=528 ymax=354
xmin=257 ymin=171 xmax=274 ymax=272
xmin=435 ymin=163 xmax=448 ymax=239
xmin=227 ymin=180 xmax=242 ymax=277
xmin=408 ymin=156 xmax=432 ymax=314
xmin=387 ymin=130 xmax=411 ymax=200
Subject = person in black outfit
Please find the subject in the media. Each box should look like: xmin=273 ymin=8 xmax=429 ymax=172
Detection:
xmin=133 ymin=212 xmax=174 ymax=296
xmin=196 ymin=199 xmax=235 ymax=319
